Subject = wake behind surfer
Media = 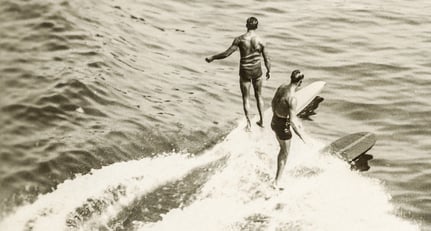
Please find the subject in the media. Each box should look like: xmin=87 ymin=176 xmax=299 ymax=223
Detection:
xmin=205 ymin=17 xmax=271 ymax=131
xmin=271 ymin=70 xmax=309 ymax=189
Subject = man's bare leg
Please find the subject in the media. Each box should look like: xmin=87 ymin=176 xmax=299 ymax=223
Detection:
xmin=252 ymin=77 xmax=264 ymax=127
xmin=239 ymin=79 xmax=252 ymax=131
xmin=273 ymin=136 xmax=291 ymax=190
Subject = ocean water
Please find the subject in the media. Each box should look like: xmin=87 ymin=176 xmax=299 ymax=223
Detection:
xmin=0 ymin=0 xmax=430 ymax=230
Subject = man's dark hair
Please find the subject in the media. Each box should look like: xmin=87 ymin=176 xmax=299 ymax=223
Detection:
xmin=246 ymin=17 xmax=258 ymax=30
xmin=291 ymin=69 xmax=304 ymax=83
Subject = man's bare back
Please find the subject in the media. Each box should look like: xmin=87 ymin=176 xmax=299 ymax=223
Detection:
xmin=271 ymin=84 xmax=293 ymax=118
xmin=205 ymin=29 xmax=270 ymax=81
xmin=235 ymin=32 xmax=266 ymax=81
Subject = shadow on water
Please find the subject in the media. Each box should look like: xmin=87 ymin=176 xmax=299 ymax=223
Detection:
xmin=351 ymin=153 xmax=374 ymax=172
xmin=298 ymin=96 xmax=325 ymax=121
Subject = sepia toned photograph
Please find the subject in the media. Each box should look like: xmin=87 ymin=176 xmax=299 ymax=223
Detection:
xmin=0 ymin=0 xmax=429 ymax=230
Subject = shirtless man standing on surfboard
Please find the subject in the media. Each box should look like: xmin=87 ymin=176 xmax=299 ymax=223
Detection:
xmin=205 ymin=17 xmax=271 ymax=131
xmin=271 ymin=70 xmax=308 ymax=189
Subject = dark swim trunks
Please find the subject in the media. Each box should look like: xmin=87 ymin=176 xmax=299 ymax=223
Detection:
xmin=271 ymin=115 xmax=292 ymax=140
xmin=239 ymin=68 xmax=262 ymax=82
xmin=239 ymin=52 xmax=262 ymax=81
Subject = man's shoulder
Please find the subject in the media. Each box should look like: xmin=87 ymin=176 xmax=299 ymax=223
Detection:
xmin=238 ymin=32 xmax=262 ymax=39
xmin=236 ymin=33 xmax=248 ymax=41
xmin=277 ymin=85 xmax=296 ymax=99
xmin=233 ymin=35 xmax=243 ymax=44
xmin=252 ymin=33 xmax=264 ymax=44
xmin=277 ymin=83 xmax=289 ymax=90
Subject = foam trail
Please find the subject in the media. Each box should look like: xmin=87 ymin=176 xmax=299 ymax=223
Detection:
xmin=0 ymin=152 xmax=225 ymax=231
xmin=136 ymin=109 xmax=419 ymax=231
xmin=0 ymin=109 xmax=420 ymax=230
xmin=0 ymin=111 xmax=256 ymax=231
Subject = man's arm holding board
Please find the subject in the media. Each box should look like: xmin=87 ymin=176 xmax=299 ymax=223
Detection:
xmin=288 ymin=97 xmax=307 ymax=143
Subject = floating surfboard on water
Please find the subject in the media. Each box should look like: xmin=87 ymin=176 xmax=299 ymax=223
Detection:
xmin=324 ymin=132 xmax=376 ymax=171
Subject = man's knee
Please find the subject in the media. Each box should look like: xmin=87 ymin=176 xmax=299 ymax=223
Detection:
xmin=255 ymin=92 xmax=263 ymax=100
xmin=242 ymin=95 xmax=250 ymax=102
xmin=278 ymin=151 xmax=287 ymax=161
xmin=239 ymin=81 xmax=250 ymax=92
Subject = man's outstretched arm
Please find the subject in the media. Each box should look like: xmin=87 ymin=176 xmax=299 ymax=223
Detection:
xmin=206 ymin=38 xmax=239 ymax=63
xmin=262 ymin=43 xmax=271 ymax=79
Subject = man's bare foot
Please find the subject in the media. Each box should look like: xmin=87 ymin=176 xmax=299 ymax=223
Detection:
xmin=244 ymin=119 xmax=252 ymax=132
xmin=271 ymin=181 xmax=284 ymax=191
xmin=245 ymin=124 xmax=251 ymax=132
xmin=256 ymin=120 xmax=264 ymax=128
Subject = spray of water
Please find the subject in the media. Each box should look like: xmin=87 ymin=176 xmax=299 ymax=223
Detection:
xmin=135 ymin=111 xmax=419 ymax=231
xmin=0 ymin=110 xmax=420 ymax=230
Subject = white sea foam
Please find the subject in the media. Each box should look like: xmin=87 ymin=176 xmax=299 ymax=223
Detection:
xmin=135 ymin=110 xmax=419 ymax=231
xmin=0 ymin=152 xmax=224 ymax=230
xmin=0 ymin=110 xmax=419 ymax=230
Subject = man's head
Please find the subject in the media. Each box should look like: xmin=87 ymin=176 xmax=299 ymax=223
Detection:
xmin=290 ymin=69 xmax=304 ymax=86
xmin=246 ymin=17 xmax=258 ymax=30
